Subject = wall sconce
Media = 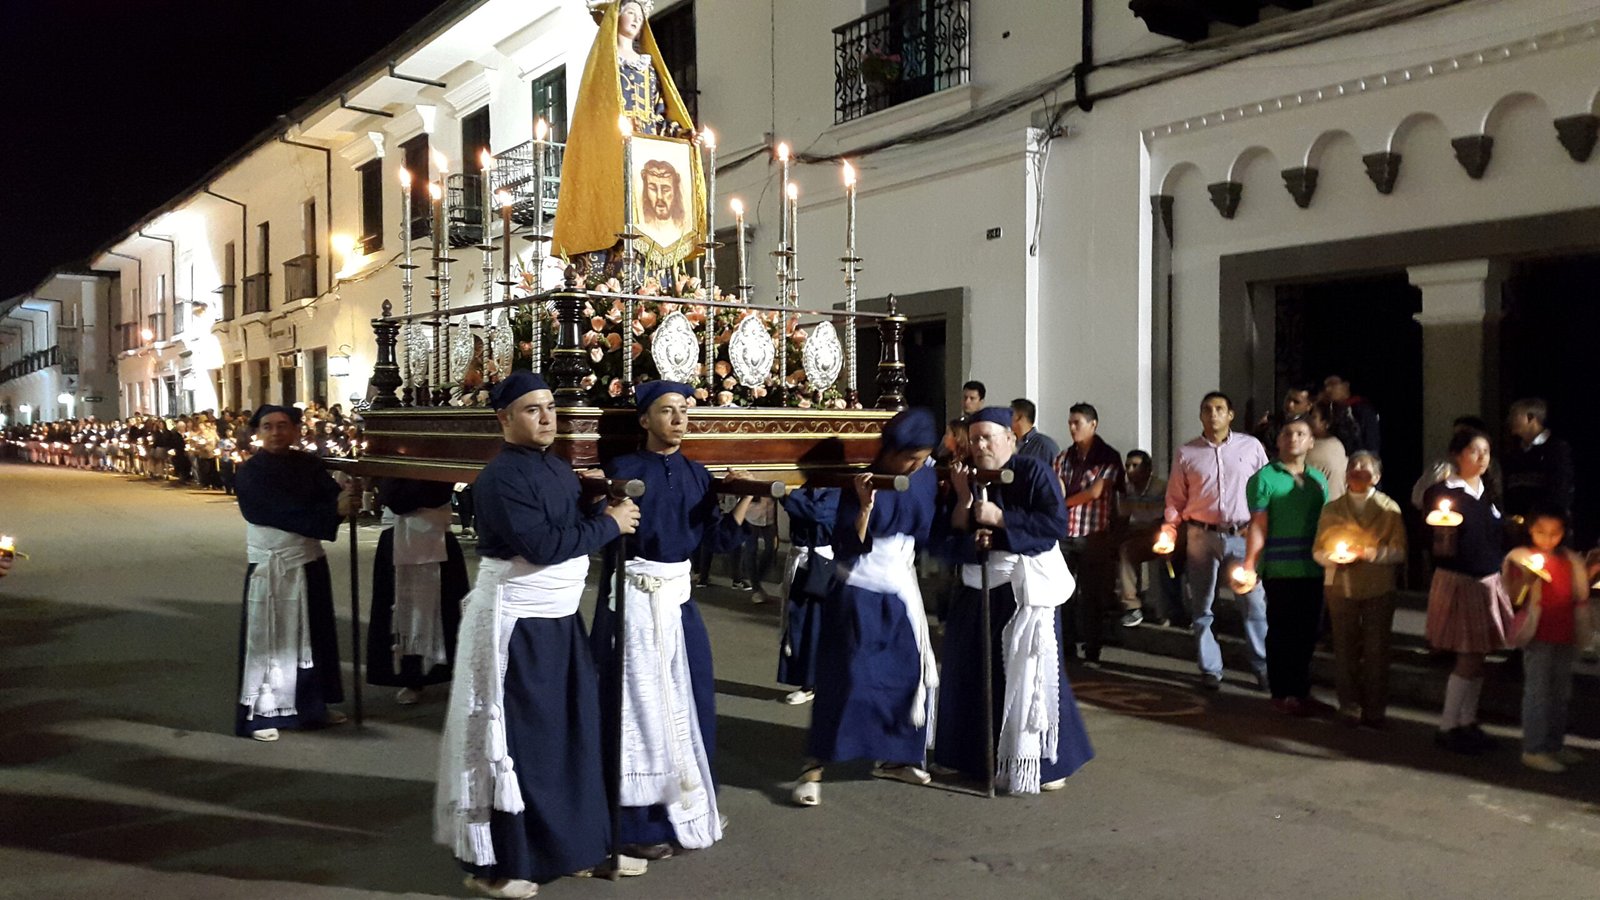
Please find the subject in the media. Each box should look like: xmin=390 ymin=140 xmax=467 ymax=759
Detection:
xmin=329 ymin=343 xmax=352 ymax=378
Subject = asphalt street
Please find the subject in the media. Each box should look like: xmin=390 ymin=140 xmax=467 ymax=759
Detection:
xmin=2 ymin=462 xmax=1597 ymax=899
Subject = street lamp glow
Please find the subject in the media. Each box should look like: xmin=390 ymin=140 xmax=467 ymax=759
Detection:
xmin=140 ymin=328 xmax=154 ymax=342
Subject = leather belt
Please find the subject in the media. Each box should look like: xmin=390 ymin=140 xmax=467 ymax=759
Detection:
xmin=1185 ymin=519 xmax=1248 ymax=536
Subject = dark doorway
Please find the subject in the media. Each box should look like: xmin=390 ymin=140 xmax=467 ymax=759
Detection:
xmin=1273 ymin=273 xmax=1424 ymax=497
xmin=853 ymin=318 xmax=948 ymax=423
xmin=1500 ymin=253 xmax=1600 ymax=546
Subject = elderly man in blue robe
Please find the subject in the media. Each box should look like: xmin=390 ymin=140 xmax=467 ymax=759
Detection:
xmin=933 ymin=407 xmax=1095 ymax=793
xmin=790 ymin=408 xmax=942 ymax=807
xmin=592 ymin=380 xmax=752 ymax=860
xmin=233 ymin=404 xmax=359 ymax=742
xmin=435 ymin=371 xmax=643 ymax=900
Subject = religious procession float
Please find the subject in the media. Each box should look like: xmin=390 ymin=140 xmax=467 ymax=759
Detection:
xmin=337 ymin=0 xmax=909 ymax=486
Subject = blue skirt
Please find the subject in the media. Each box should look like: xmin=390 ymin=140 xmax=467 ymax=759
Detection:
xmin=777 ymin=564 xmax=825 ymax=689
xmin=932 ymin=584 xmax=1094 ymax=782
xmin=591 ymin=594 xmax=717 ymax=847
xmin=365 ymin=528 xmax=468 ymax=688
xmin=234 ymin=558 xmax=344 ymax=737
xmin=806 ymin=583 xmax=927 ymax=765
xmin=462 ymin=614 xmax=611 ymax=883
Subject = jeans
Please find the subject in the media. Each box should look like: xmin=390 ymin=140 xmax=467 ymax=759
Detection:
xmin=1182 ymin=523 xmax=1267 ymax=678
xmin=1325 ymin=591 xmax=1396 ymax=719
xmin=1522 ymin=640 xmax=1575 ymax=754
xmin=1062 ymin=530 xmax=1118 ymax=656
xmin=738 ymin=523 xmax=779 ymax=588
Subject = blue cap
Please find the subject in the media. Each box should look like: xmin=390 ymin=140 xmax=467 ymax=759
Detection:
xmin=490 ymin=371 xmax=552 ymax=410
xmin=249 ymin=404 xmax=302 ymax=428
xmin=882 ymin=407 xmax=939 ymax=452
xmin=634 ymin=380 xmax=693 ymax=412
xmin=969 ymin=406 xmax=1012 ymax=429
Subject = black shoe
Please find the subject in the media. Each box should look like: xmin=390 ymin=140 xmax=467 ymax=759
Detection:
xmin=1083 ymin=647 xmax=1102 ymax=664
xmin=1200 ymin=673 xmax=1222 ymax=692
xmin=1461 ymin=722 xmax=1496 ymax=752
xmin=1435 ymin=727 xmax=1484 ymax=755
xmin=1253 ymin=671 xmax=1271 ymax=693
xmin=619 ymin=842 xmax=675 ymax=861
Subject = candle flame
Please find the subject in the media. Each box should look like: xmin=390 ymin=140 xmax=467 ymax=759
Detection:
xmin=786 ymin=182 xmax=799 ymax=200
xmin=701 ymin=126 xmax=716 ymax=150
xmin=496 ymin=190 xmax=514 ymax=208
xmin=428 ymin=182 xmax=442 ymax=200
xmin=619 ymin=114 xmax=633 ymax=137
xmin=1439 ymin=499 xmax=1451 ymax=513
xmin=0 ymin=535 xmax=14 ymax=552
xmin=1528 ymin=553 xmax=1545 ymax=571
xmin=432 ymin=150 xmax=448 ymax=174
xmin=1335 ymin=541 xmax=1350 ymax=555
xmin=1232 ymin=566 xmax=1248 ymax=581
xmin=730 ymin=197 xmax=744 ymax=216
xmin=480 ymin=148 xmax=493 ymax=170
xmin=777 ymin=142 xmax=790 ymax=162
xmin=398 ymin=167 xmax=412 ymax=186
xmin=842 ymin=160 xmax=856 ymax=187
xmin=534 ymin=118 xmax=549 ymax=141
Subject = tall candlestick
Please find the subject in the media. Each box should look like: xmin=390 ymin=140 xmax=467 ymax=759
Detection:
xmin=429 ymin=180 xmax=444 ymax=397
xmin=434 ymin=151 xmax=453 ymax=392
xmin=777 ymin=142 xmax=791 ymax=284
xmin=731 ymin=197 xmax=748 ymax=301
xmin=399 ymin=167 xmax=414 ymax=398
xmin=702 ymin=127 xmax=717 ymax=295
xmin=786 ymin=181 xmax=800 ymax=307
xmin=532 ymin=118 xmax=548 ymax=295
xmin=479 ymin=148 xmax=495 ymax=314
xmin=619 ymin=115 xmax=636 ymax=387
xmin=842 ymin=161 xmax=859 ymax=393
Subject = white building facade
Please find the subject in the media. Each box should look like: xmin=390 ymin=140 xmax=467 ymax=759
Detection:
xmin=10 ymin=0 xmax=1597 ymax=485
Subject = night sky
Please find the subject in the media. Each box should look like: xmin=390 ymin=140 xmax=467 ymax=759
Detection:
xmin=0 ymin=0 xmax=451 ymax=301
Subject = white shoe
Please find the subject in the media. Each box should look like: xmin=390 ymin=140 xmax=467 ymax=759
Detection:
xmin=463 ymin=876 xmax=538 ymax=898
xmin=871 ymin=763 xmax=932 ymax=786
xmin=322 ymin=709 xmax=349 ymax=726
xmin=573 ymin=855 xmax=648 ymax=878
xmin=783 ymin=689 xmax=814 ymax=705
xmin=251 ymin=728 xmax=280 ymax=742
xmin=395 ymin=687 xmax=422 ymax=705
xmin=791 ymin=779 xmax=821 ymax=806
xmin=1041 ymin=777 xmax=1068 ymax=792
xmin=1522 ymin=752 xmax=1567 ymax=773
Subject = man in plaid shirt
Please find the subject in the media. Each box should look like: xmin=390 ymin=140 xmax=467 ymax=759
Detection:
xmin=1055 ymin=403 xmax=1126 ymax=663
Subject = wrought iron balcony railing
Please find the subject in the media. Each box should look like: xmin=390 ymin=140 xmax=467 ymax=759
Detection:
xmin=0 ymin=345 xmax=60 ymax=385
xmin=284 ymin=253 xmax=319 ymax=302
xmin=445 ymin=140 xmax=567 ymax=247
xmin=217 ymin=283 xmax=237 ymax=321
xmin=833 ymin=0 xmax=969 ymax=125
xmin=242 ymin=273 xmax=271 ymax=315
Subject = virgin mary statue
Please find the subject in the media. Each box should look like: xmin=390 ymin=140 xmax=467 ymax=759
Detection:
xmin=552 ymin=0 xmax=706 ymax=274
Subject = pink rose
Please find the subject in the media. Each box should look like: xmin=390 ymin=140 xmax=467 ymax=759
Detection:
xmin=751 ymin=386 xmax=767 ymax=399
xmin=583 ymin=331 xmax=602 ymax=347
xmin=714 ymin=360 xmax=732 ymax=377
xmin=694 ymin=387 xmax=709 ymax=400
xmin=686 ymin=311 xmax=706 ymax=326
xmin=797 ymin=398 xmax=813 ymax=409
xmin=833 ymin=398 xmax=847 ymax=409
xmin=637 ymin=310 xmax=658 ymax=329
xmin=717 ymin=391 xmax=734 ymax=406
xmin=659 ymin=302 xmax=679 ymax=316
xmin=581 ymin=375 xmax=597 ymax=388
xmin=606 ymin=333 xmax=623 ymax=350
xmin=633 ymin=320 xmax=646 ymax=336
xmin=607 ymin=378 xmax=624 ymax=397
xmin=583 ymin=304 xmax=595 ymax=317
xmin=518 ymin=341 xmax=533 ymax=355
xmin=589 ymin=347 xmax=605 ymax=363
xmin=723 ymin=377 xmax=737 ymax=390
xmin=630 ymin=341 xmax=643 ymax=359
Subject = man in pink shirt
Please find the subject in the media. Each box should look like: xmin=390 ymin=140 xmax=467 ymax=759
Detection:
xmin=1158 ymin=392 xmax=1271 ymax=691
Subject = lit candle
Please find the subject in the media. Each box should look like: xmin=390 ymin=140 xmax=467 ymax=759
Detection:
xmin=1231 ymin=565 xmax=1257 ymax=594
xmin=1425 ymin=498 xmax=1464 ymax=527
xmin=843 ymin=160 xmax=857 ymax=260
xmin=777 ymin=142 xmax=791 ymax=254
xmin=497 ymin=189 xmax=515 ymax=296
xmin=533 ymin=118 xmax=548 ymax=292
xmin=619 ymin=114 xmax=636 ymax=290
xmin=702 ymin=127 xmax=717 ymax=292
xmin=731 ymin=197 xmax=748 ymax=301
xmin=1329 ymin=540 xmax=1357 ymax=565
xmin=0 ymin=535 xmax=15 ymax=557
xmin=429 ymin=180 xmax=444 ymax=391
xmin=1152 ymin=531 xmax=1176 ymax=578
xmin=433 ymin=150 xmax=450 ymax=245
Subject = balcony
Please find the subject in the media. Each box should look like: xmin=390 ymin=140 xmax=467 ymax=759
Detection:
xmin=490 ymin=139 xmax=567 ymax=230
xmin=242 ymin=273 xmax=271 ymax=315
xmin=217 ymin=283 xmax=237 ymax=321
xmin=1 ymin=345 xmax=60 ymax=385
xmin=833 ymin=0 xmax=970 ymax=125
xmin=284 ymin=253 xmax=318 ymax=302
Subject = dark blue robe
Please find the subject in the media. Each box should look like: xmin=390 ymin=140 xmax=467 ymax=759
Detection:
xmin=592 ymin=448 xmax=745 ymax=847
xmin=461 ymin=442 xmax=620 ymax=882
xmin=932 ymin=455 xmax=1095 ymax=783
xmin=366 ymin=478 xmax=467 ymax=688
xmin=806 ymin=462 xmax=937 ymax=765
xmin=233 ymin=450 xmax=344 ymax=737
xmin=777 ymin=486 xmax=840 ymax=689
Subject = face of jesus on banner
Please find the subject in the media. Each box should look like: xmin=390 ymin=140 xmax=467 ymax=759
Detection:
xmin=640 ymin=159 xmax=685 ymax=227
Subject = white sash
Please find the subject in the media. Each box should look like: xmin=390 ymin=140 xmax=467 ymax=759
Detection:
xmin=841 ymin=533 xmax=938 ymax=745
xmin=782 ymin=543 xmax=834 ymax=593
xmin=240 ymin=524 xmax=325 ymax=720
xmin=435 ymin=554 xmax=589 ymax=866
xmin=390 ymin=504 xmax=454 ymax=670
xmin=962 ymin=543 xmax=1074 ymax=794
xmin=618 ymin=557 xmax=721 ymax=850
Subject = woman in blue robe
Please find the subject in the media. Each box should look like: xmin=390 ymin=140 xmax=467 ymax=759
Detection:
xmin=792 ymin=409 xmax=941 ymax=807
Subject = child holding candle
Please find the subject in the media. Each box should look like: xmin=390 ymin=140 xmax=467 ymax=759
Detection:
xmin=1312 ymin=451 xmax=1407 ymax=727
xmin=1503 ymin=506 xmax=1591 ymax=772
xmin=1422 ymin=427 xmax=1512 ymax=755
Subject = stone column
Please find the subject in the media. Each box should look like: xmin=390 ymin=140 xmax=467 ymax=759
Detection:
xmin=1407 ymin=259 xmax=1501 ymax=464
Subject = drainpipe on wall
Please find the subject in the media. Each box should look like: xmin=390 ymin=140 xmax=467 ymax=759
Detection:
xmin=278 ymin=134 xmax=335 ymax=291
xmin=203 ymin=188 xmax=249 ymax=298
